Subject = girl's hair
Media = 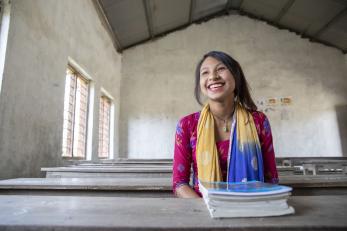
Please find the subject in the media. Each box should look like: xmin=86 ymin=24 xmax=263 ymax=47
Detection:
xmin=194 ymin=51 xmax=257 ymax=111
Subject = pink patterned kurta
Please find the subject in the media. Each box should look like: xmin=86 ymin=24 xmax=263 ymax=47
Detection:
xmin=173 ymin=111 xmax=278 ymax=196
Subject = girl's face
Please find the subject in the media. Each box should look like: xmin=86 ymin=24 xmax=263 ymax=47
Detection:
xmin=199 ymin=56 xmax=235 ymax=103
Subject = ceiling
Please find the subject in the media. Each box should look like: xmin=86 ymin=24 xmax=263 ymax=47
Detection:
xmin=94 ymin=0 xmax=347 ymax=53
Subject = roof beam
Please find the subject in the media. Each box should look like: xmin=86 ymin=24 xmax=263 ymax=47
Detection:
xmin=313 ymin=6 xmax=347 ymax=38
xmin=238 ymin=0 xmax=244 ymax=10
xmin=143 ymin=0 xmax=154 ymax=39
xmin=225 ymin=0 xmax=233 ymax=13
xmin=92 ymin=0 xmax=122 ymax=52
xmin=189 ymin=0 xmax=196 ymax=24
xmin=224 ymin=0 xmax=243 ymax=14
xmin=274 ymin=0 xmax=295 ymax=24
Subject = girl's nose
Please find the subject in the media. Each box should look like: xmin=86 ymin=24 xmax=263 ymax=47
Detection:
xmin=209 ymin=71 xmax=219 ymax=81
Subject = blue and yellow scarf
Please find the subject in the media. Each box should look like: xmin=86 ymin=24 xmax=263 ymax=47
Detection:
xmin=196 ymin=103 xmax=264 ymax=183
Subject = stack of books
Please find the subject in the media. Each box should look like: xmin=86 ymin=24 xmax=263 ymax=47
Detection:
xmin=199 ymin=181 xmax=295 ymax=218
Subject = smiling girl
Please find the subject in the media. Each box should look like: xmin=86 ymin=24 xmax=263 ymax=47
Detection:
xmin=173 ymin=51 xmax=278 ymax=198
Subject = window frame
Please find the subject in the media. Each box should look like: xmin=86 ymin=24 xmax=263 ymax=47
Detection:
xmin=98 ymin=88 xmax=115 ymax=159
xmin=62 ymin=58 xmax=94 ymax=160
xmin=0 ymin=0 xmax=11 ymax=95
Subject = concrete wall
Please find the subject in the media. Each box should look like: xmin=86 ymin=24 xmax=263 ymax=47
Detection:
xmin=120 ymin=14 xmax=347 ymax=159
xmin=0 ymin=0 xmax=121 ymax=179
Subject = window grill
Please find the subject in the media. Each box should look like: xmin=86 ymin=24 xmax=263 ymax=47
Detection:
xmin=98 ymin=95 xmax=111 ymax=158
xmin=62 ymin=67 xmax=89 ymax=158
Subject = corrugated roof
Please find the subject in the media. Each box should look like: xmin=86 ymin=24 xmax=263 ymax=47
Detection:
xmin=94 ymin=0 xmax=347 ymax=53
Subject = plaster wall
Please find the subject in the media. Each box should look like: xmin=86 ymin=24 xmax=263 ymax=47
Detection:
xmin=0 ymin=0 xmax=121 ymax=179
xmin=120 ymin=14 xmax=347 ymax=158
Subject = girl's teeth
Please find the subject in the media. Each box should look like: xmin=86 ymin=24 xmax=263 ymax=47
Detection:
xmin=210 ymin=84 xmax=222 ymax=89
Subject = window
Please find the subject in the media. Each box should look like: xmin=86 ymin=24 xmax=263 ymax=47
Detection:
xmin=98 ymin=95 xmax=111 ymax=158
xmin=62 ymin=66 xmax=90 ymax=158
xmin=0 ymin=0 xmax=10 ymax=95
xmin=0 ymin=1 xmax=3 ymax=32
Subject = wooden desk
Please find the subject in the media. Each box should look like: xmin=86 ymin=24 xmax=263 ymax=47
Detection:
xmin=0 ymin=195 xmax=346 ymax=230
xmin=1 ymin=176 xmax=347 ymax=196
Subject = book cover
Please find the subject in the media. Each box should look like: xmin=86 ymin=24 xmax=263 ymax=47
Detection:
xmin=200 ymin=181 xmax=292 ymax=196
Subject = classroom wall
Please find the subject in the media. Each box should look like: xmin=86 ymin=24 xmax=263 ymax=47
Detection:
xmin=120 ymin=14 xmax=347 ymax=159
xmin=0 ymin=0 xmax=122 ymax=179
xmin=0 ymin=3 xmax=346 ymax=179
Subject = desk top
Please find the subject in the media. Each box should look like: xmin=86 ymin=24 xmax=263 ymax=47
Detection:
xmin=1 ymin=176 xmax=347 ymax=191
xmin=0 ymin=195 xmax=346 ymax=230
xmin=0 ymin=177 xmax=171 ymax=190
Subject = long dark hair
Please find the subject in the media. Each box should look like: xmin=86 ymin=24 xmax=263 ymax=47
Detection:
xmin=194 ymin=51 xmax=257 ymax=111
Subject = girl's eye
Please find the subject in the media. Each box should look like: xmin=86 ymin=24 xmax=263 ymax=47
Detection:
xmin=200 ymin=71 xmax=208 ymax=76
xmin=217 ymin=66 xmax=226 ymax=72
